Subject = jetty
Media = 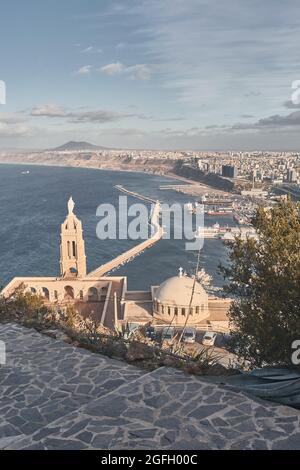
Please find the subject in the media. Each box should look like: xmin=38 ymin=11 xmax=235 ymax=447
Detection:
xmin=114 ymin=185 xmax=156 ymax=204
xmin=88 ymin=199 xmax=163 ymax=277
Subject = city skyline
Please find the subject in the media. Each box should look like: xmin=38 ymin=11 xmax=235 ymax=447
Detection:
xmin=1 ymin=0 xmax=300 ymax=150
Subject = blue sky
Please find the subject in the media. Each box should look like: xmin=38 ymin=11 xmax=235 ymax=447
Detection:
xmin=1 ymin=0 xmax=300 ymax=150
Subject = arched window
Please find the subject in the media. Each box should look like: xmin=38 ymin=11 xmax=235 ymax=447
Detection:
xmin=64 ymin=285 xmax=74 ymax=300
xmin=42 ymin=287 xmax=49 ymax=300
xmin=189 ymin=308 xmax=193 ymax=316
xmin=174 ymin=307 xmax=178 ymax=316
xmin=88 ymin=287 xmax=98 ymax=302
xmin=100 ymin=286 xmax=108 ymax=302
xmin=168 ymin=307 xmax=171 ymax=316
xmin=182 ymin=308 xmax=186 ymax=316
xmin=79 ymin=290 xmax=83 ymax=301
xmin=72 ymin=241 xmax=76 ymax=257
xmin=196 ymin=306 xmax=200 ymax=314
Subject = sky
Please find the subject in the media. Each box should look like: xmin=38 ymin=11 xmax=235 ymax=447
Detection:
xmin=1 ymin=0 xmax=300 ymax=150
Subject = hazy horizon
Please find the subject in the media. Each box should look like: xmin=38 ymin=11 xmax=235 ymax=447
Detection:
xmin=1 ymin=140 xmax=300 ymax=153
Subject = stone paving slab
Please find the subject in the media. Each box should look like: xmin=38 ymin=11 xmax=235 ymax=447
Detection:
xmin=1 ymin=323 xmax=300 ymax=450
xmin=0 ymin=323 xmax=146 ymax=448
xmin=7 ymin=366 xmax=300 ymax=450
xmin=0 ymin=323 xmax=144 ymax=382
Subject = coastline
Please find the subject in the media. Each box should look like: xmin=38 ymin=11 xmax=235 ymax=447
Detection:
xmin=0 ymin=157 xmax=224 ymax=194
xmin=0 ymin=156 xmax=179 ymax=179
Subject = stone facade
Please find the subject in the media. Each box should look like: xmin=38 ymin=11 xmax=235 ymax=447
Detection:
xmin=2 ymin=198 xmax=127 ymax=327
xmin=60 ymin=197 xmax=87 ymax=278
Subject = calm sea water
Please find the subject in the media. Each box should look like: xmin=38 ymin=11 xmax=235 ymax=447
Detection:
xmin=0 ymin=164 xmax=231 ymax=290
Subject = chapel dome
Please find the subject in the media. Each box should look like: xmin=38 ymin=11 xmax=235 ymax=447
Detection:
xmin=155 ymin=272 xmax=208 ymax=307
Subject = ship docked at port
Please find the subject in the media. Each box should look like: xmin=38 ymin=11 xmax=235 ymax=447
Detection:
xmin=187 ymin=193 xmax=234 ymax=216
xmin=194 ymin=223 xmax=257 ymax=240
xmin=205 ymin=207 xmax=233 ymax=216
xmin=186 ymin=191 xmax=256 ymax=226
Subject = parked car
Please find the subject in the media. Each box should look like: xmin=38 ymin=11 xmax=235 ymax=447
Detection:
xmin=202 ymin=331 xmax=217 ymax=346
xmin=182 ymin=327 xmax=196 ymax=343
xmin=161 ymin=326 xmax=175 ymax=341
xmin=145 ymin=326 xmax=156 ymax=341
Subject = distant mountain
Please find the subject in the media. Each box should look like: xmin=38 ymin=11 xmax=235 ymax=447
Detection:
xmin=50 ymin=141 xmax=109 ymax=152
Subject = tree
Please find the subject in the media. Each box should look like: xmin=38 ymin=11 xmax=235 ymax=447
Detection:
xmin=0 ymin=283 xmax=48 ymax=321
xmin=220 ymin=200 xmax=300 ymax=367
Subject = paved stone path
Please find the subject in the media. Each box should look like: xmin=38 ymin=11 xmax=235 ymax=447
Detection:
xmin=0 ymin=323 xmax=300 ymax=450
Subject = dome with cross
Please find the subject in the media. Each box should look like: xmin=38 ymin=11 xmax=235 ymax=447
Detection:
xmin=153 ymin=268 xmax=209 ymax=324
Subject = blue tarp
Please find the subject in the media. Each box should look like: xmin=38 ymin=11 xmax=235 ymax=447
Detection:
xmin=223 ymin=368 xmax=300 ymax=408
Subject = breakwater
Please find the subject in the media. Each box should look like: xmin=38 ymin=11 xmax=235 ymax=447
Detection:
xmin=87 ymin=189 xmax=163 ymax=277
xmin=114 ymin=185 xmax=157 ymax=204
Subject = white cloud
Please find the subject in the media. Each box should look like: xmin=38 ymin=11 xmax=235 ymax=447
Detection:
xmin=29 ymin=104 xmax=152 ymax=123
xmin=81 ymin=46 xmax=94 ymax=53
xmin=80 ymin=46 xmax=102 ymax=54
xmin=74 ymin=65 xmax=92 ymax=75
xmin=0 ymin=112 xmax=38 ymax=139
xmin=0 ymin=112 xmax=27 ymax=124
xmin=100 ymin=62 xmax=152 ymax=80
xmin=116 ymin=42 xmax=126 ymax=49
xmin=31 ymin=104 xmax=66 ymax=117
xmin=100 ymin=62 xmax=124 ymax=75
xmin=126 ymin=64 xmax=152 ymax=80
xmin=0 ymin=122 xmax=34 ymax=138
xmin=115 ymin=0 xmax=300 ymax=123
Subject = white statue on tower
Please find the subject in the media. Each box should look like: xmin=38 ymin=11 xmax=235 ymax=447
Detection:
xmin=68 ymin=196 xmax=75 ymax=215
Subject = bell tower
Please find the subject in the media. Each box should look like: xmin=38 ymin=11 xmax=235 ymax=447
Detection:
xmin=60 ymin=197 xmax=87 ymax=278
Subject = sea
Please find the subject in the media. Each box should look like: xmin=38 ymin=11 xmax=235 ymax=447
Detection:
xmin=0 ymin=164 xmax=233 ymax=291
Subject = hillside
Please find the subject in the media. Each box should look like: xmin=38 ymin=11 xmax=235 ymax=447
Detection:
xmin=51 ymin=141 xmax=109 ymax=152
